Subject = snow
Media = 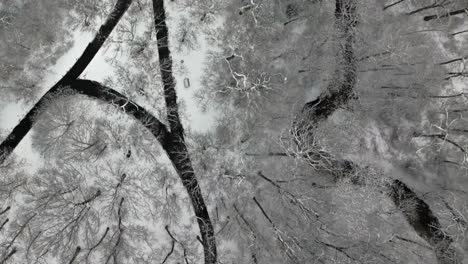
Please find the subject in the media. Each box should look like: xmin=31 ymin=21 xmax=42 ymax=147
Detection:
xmin=0 ymin=103 xmax=43 ymax=171
xmin=173 ymin=38 xmax=217 ymax=133
xmin=0 ymin=6 xmax=223 ymax=262
xmin=1 ymin=10 xmax=219 ymax=172
xmin=0 ymin=103 xmax=23 ymax=131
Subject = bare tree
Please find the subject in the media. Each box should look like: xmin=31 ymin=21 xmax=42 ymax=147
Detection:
xmin=194 ymin=0 xmax=467 ymax=263
xmin=1 ymin=0 xmax=468 ymax=263
xmin=0 ymin=0 xmax=217 ymax=263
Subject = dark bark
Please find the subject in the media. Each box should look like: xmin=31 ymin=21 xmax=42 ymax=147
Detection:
xmin=0 ymin=219 xmax=8 ymax=232
xmin=152 ymin=0 xmax=184 ymax=137
xmin=329 ymin=158 xmax=457 ymax=263
xmin=389 ymin=180 xmax=450 ymax=246
xmin=60 ymin=0 xmax=133 ymax=83
xmin=0 ymin=206 xmax=10 ymax=216
xmin=152 ymin=1 xmax=217 ymax=263
xmin=0 ymin=78 xmax=216 ymax=262
xmin=1 ymin=0 xmax=216 ymax=262
xmin=164 ymin=225 xmax=190 ymax=264
xmin=452 ymin=29 xmax=468 ymax=36
xmin=161 ymin=240 xmax=175 ymax=264
xmin=383 ymin=0 xmax=406 ymax=11
xmin=300 ymin=0 xmax=357 ymax=124
xmin=439 ymin=56 xmax=468 ymax=65
xmin=424 ymin=8 xmax=468 ymax=21
xmin=1 ymin=79 xmax=170 ymax=164
xmin=67 ymin=80 xmax=170 ymax=139
xmin=407 ymin=1 xmax=448 ymax=16
xmin=86 ymin=227 xmax=110 ymax=260
xmin=0 ymin=0 xmax=133 ymax=164
xmin=159 ymin=139 xmax=217 ymax=264
xmin=390 ymin=180 xmax=457 ymax=262
xmin=68 ymin=247 xmax=81 ymax=264
xmin=0 ymin=247 xmax=17 ymax=264
xmin=294 ymin=1 xmax=458 ymax=262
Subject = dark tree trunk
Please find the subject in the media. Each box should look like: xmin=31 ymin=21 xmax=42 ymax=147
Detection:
xmin=152 ymin=0 xmax=217 ymax=262
xmin=159 ymin=138 xmax=217 ymax=263
xmin=295 ymin=1 xmax=458 ymax=262
xmin=152 ymin=0 xmax=184 ymax=137
xmin=329 ymin=159 xmax=457 ymax=263
xmin=389 ymin=180 xmax=452 ymax=246
xmin=1 ymin=0 xmax=217 ymax=262
xmin=424 ymin=8 xmax=468 ymax=21
xmin=301 ymin=0 xmax=357 ymax=122
xmin=0 ymin=0 xmax=133 ymax=164
xmin=2 ymin=78 xmax=217 ymax=263
xmin=0 ymin=79 xmax=170 ymax=147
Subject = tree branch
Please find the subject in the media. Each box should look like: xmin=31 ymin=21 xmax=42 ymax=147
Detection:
xmin=407 ymin=1 xmax=449 ymax=16
xmin=1 ymin=1 xmax=216 ymax=263
xmin=0 ymin=0 xmax=133 ymax=164
xmin=424 ymin=8 xmax=468 ymax=21
xmin=413 ymin=133 xmax=466 ymax=153
xmin=164 ymin=225 xmax=190 ymax=264
xmin=0 ymin=76 xmax=216 ymax=263
xmin=439 ymin=56 xmax=468 ymax=65
xmin=85 ymin=227 xmax=109 ymax=261
xmin=161 ymin=240 xmax=175 ymax=264
xmin=383 ymin=0 xmax=406 ymax=11
xmin=0 ymin=247 xmax=17 ymax=264
xmin=291 ymin=1 xmax=458 ymax=262
xmin=152 ymin=0 xmax=184 ymax=137
xmin=0 ymin=79 xmax=170 ymax=165
xmin=68 ymin=246 xmax=81 ymax=264
xmin=0 ymin=206 xmax=10 ymax=216
xmin=0 ymin=219 xmax=9 ymax=232
xmin=452 ymin=29 xmax=468 ymax=36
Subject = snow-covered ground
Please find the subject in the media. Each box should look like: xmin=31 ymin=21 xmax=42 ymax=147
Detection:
xmin=0 ymin=12 xmax=217 ymax=171
xmin=0 ymin=7 xmax=224 ymax=262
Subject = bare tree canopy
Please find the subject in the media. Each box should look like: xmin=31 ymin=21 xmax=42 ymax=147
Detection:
xmin=1 ymin=0 xmax=468 ymax=263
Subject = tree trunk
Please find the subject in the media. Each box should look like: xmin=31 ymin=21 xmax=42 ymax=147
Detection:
xmin=0 ymin=0 xmax=133 ymax=164
xmin=424 ymin=8 xmax=468 ymax=21
xmin=151 ymin=0 xmax=217 ymax=262
xmin=295 ymin=1 xmax=458 ymax=262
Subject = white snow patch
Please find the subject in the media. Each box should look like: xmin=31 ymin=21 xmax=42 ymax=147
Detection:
xmin=0 ymin=103 xmax=23 ymax=131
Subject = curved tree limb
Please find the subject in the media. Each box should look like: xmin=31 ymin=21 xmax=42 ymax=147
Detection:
xmin=67 ymin=79 xmax=170 ymax=141
xmin=1 ymin=0 xmax=216 ymax=261
xmin=0 ymin=77 xmax=215 ymax=263
xmin=82 ymin=74 xmax=217 ymax=263
xmin=0 ymin=0 xmax=134 ymax=164
xmin=300 ymin=0 xmax=357 ymax=124
xmin=295 ymin=1 xmax=458 ymax=263
xmin=69 ymin=79 xmax=216 ymax=263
